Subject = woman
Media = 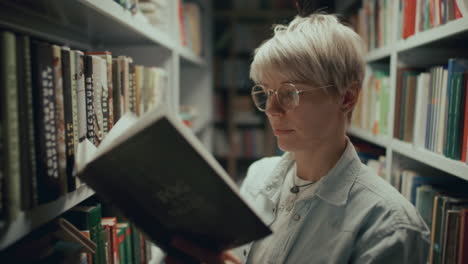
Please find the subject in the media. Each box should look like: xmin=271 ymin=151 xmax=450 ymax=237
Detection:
xmin=166 ymin=12 xmax=430 ymax=264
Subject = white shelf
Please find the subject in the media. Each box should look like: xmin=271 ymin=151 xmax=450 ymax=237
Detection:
xmin=347 ymin=126 xmax=390 ymax=148
xmin=0 ymin=185 xmax=95 ymax=250
xmin=365 ymin=45 xmax=392 ymax=63
xmin=179 ymin=48 xmax=206 ymax=66
xmin=78 ymin=0 xmax=206 ymax=65
xmin=396 ymin=17 xmax=468 ymax=52
xmin=391 ymin=139 xmax=468 ymax=181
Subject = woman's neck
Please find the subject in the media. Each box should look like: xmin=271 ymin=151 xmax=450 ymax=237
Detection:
xmin=294 ymin=135 xmax=347 ymax=182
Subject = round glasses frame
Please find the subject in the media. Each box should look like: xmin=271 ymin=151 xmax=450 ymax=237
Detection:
xmin=251 ymin=83 xmax=333 ymax=112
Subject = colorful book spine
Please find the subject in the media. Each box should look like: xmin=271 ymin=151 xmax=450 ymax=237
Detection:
xmin=31 ymin=40 xmax=61 ymax=203
xmin=1 ymin=31 xmax=21 ymax=219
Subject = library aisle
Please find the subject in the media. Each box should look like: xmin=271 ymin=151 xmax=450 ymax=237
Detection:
xmin=0 ymin=0 xmax=468 ymax=263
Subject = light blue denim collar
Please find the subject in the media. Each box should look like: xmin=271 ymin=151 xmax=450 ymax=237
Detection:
xmin=260 ymin=139 xmax=361 ymax=206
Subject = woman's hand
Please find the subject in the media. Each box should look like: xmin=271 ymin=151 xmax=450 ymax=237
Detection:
xmin=164 ymin=237 xmax=241 ymax=264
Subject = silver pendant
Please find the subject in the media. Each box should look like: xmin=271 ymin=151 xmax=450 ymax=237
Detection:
xmin=290 ymin=186 xmax=299 ymax=193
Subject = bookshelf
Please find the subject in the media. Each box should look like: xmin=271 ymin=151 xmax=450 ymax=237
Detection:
xmin=213 ymin=2 xmax=297 ymax=180
xmin=0 ymin=0 xmax=213 ymax=260
xmin=340 ymin=0 xmax=468 ymax=183
xmin=0 ymin=185 xmax=95 ymax=249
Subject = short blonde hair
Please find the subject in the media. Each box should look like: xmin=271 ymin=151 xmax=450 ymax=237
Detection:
xmin=250 ymin=13 xmax=365 ymax=119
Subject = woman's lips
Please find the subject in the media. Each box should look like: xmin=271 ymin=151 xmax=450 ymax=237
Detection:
xmin=274 ymin=129 xmax=294 ymax=136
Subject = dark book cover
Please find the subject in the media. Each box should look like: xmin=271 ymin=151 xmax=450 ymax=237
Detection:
xmin=112 ymin=58 xmax=122 ymax=123
xmin=16 ymin=34 xmax=38 ymax=209
xmin=31 ymin=40 xmax=61 ymax=203
xmin=84 ymin=55 xmax=97 ymax=146
xmin=64 ymin=204 xmax=103 ymax=264
xmin=1 ymin=31 xmax=21 ymax=219
xmin=77 ymin=108 xmax=271 ymax=263
xmin=52 ymin=45 xmax=68 ymax=195
xmin=128 ymin=60 xmax=136 ymax=114
xmin=61 ymin=48 xmax=77 ymax=192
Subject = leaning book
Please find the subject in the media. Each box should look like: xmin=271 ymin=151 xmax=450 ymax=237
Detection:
xmin=75 ymin=105 xmax=271 ymax=261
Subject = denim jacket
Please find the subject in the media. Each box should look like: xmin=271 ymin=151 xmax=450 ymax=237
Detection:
xmin=233 ymin=142 xmax=430 ymax=264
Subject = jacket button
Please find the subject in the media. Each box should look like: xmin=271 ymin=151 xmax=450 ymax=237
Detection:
xmin=243 ymin=249 xmax=247 ymax=256
xmin=294 ymin=214 xmax=301 ymax=221
xmin=266 ymin=186 xmax=272 ymax=191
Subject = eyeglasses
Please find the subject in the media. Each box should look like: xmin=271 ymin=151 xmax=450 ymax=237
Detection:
xmin=251 ymin=83 xmax=332 ymax=112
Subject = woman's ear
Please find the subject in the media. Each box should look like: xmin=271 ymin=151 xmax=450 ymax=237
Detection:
xmin=341 ymin=82 xmax=359 ymax=113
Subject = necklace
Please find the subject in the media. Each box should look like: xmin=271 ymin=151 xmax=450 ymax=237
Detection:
xmin=290 ymin=169 xmax=317 ymax=193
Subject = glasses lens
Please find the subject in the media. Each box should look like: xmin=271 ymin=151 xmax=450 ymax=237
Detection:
xmin=278 ymin=83 xmax=299 ymax=110
xmin=251 ymin=85 xmax=268 ymax=111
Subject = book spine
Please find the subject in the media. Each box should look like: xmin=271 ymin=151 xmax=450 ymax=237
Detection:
xmin=52 ymin=45 xmax=68 ymax=194
xmin=105 ymin=54 xmax=114 ymax=130
xmin=452 ymin=72 xmax=464 ymax=159
xmin=61 ymin=48 xmax=76 ymax=192
xmin=100 ymin=57 xmax=109 ymax=136
xmin=118 ymin=228 xmax=126 ymax=264
xmin=75 ymin=51 xmax=87 ymax=143
xmin=17 ymin=35 xmax=38 ymax=210
xmin=129 ymin=61 xmax=136 ymax=114
xmin=462 ymin=72 xmax=468 ymax=162
xmin=112 ymin=59 xmax=122 ymax=123
xmin=31 ymin=40 xmax=60 ymax=203
xmin=1 ymin=31 xmax=21 ymax=219
xmin=69 ymin=51 xmax=79 ymax=153
xmin=84 ymin=55 xmax=97 ymax=145
xmin=120 ymin=56 xmax=130 ymax=114
xmin=131 ymin=224 xmax=141 ymax=264
xmin=89 ymin=55 xmax=104 ymax=146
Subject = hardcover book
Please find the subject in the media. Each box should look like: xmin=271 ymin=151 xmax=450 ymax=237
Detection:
xmin=76 ymin=106 xmax=271 ymax=262
xmin=31 ymin=40 xmax=61 ymax=203
xmin=16 ymin=34 xmax=38 ymax=209
xmin=61 ymin=47 xmax=77 ymax=192
xmin=1 ymin=31 xmax=21 ymax=219
xmin=52 ymin=44 xmax=68 ymax=194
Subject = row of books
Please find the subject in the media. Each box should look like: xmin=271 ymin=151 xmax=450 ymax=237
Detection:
xmin=350 ymin=0 xmax=395 ymax=51
xmin=2 ymin=203 xmax=153 ymax=264
xmin=213 ymin=128 xmax=266 ymax=159
xmin=400 ymin=0 xmax=463 ymax=39
xmin=214 ymin=58 xmax=252 ymax=89
xmin=0 ymin=30 xmax=168 ymax=224
xmin=398 ymin=170 xmax=468 ymax=264
xmin=64 ymin=204 xmax=152 ymax=264
xmin=395 ymin=59 xmax=468 ymax=162
xmin=352 ymin=68 xmax=391 ymax=136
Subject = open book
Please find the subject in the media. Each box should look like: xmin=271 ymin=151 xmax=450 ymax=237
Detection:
xmin=76 ymin=106 xmax=271 ymax=262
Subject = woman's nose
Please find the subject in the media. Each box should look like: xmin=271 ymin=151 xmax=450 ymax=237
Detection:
xmin=265 ymin=93 xmax=284 ymax=116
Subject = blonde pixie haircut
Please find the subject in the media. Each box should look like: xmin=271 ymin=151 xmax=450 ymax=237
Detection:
xmin=250 ymin=13 xmax=366 ymax=120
